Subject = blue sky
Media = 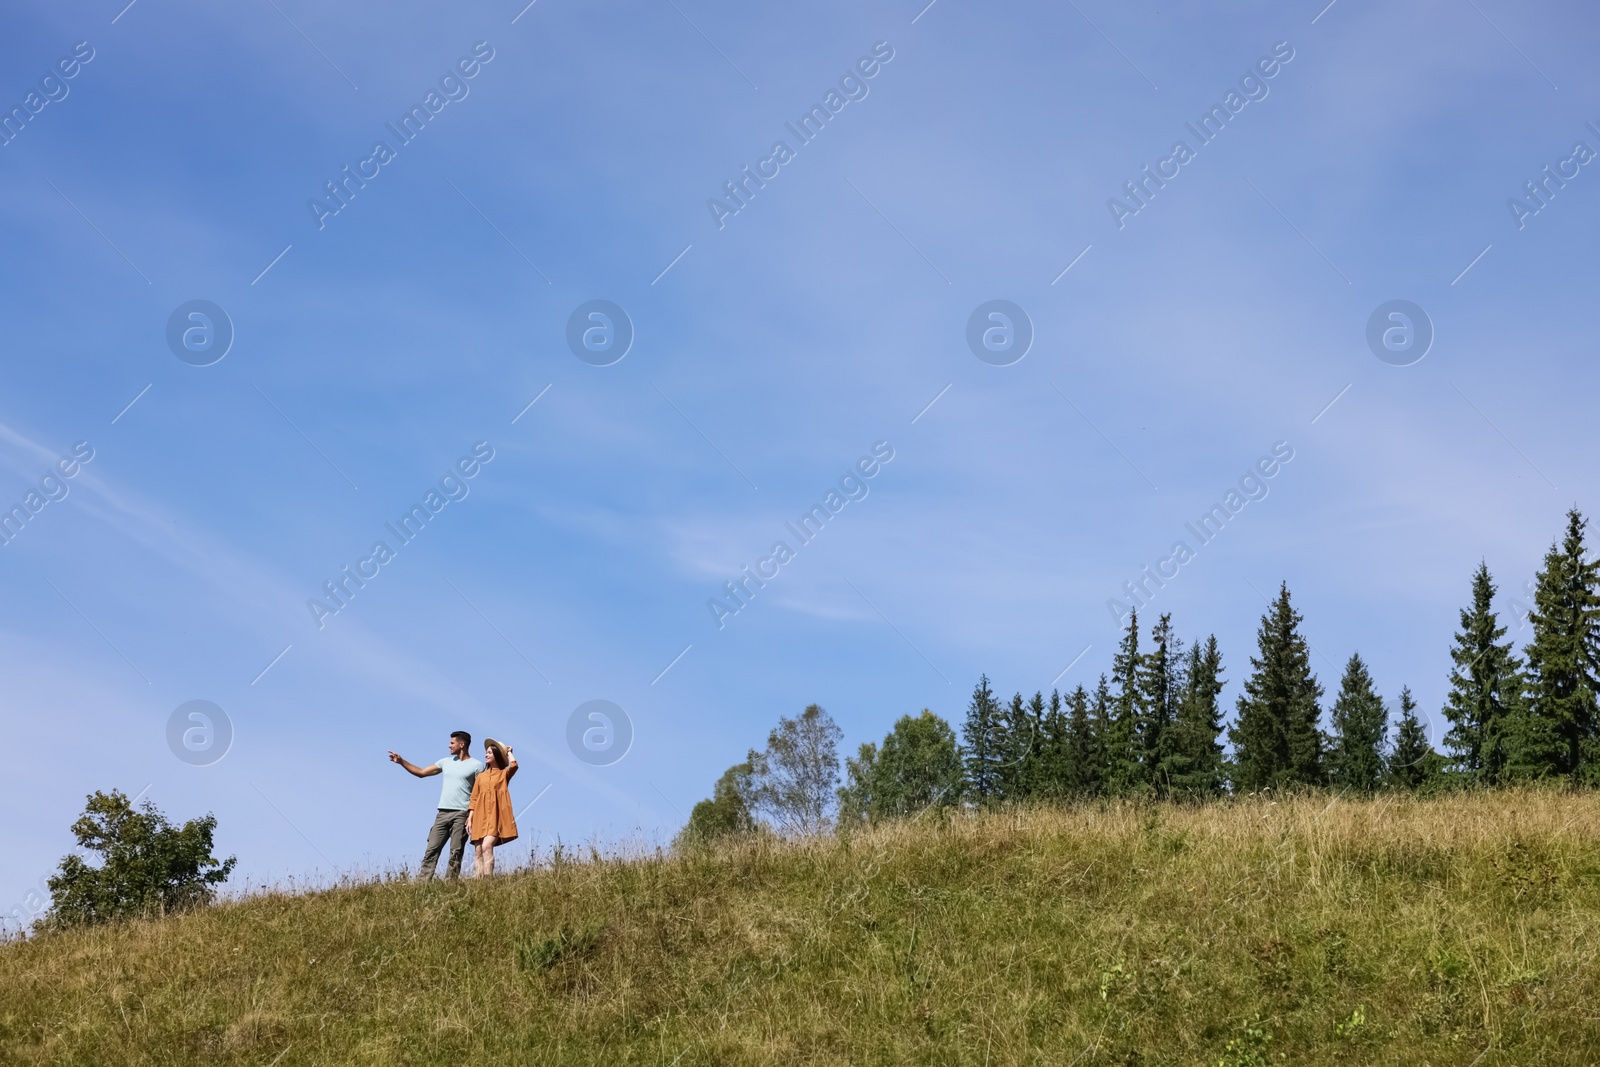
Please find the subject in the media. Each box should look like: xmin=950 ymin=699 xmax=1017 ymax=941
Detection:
xmin=2 ymin=0 xmax=1596 ymax=919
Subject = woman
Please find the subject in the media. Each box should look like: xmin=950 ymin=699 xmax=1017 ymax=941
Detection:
xmin=466 ymin=737 xmax=517 ymax=877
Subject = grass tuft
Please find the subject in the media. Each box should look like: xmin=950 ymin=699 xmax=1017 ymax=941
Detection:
xmin=515 ymin=920 xmax=605 ymax=973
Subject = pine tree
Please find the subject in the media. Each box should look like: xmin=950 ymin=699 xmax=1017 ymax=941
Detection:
xmin=1521 ymin=509 xmax=1600 ymax=783
xmin=1441 ymin=562 xmax=1522 ymax=784
xmin=1325 ymin=653 xmax=1388 ymax=793
xmin=1090 ymin=675 xmax=1116 ymax=791
xmin=961 ymin=675 xmax=1004 ymax=801
xmin=993 ymin=692 xmax=1043 ymax=800
xmin=1165 ymin=635 xmax=1226 ymax=797
xmin=1228 ymin=583 xmax=1324 ymax=791
xmin=1036 ymin=689 xmax=1071 ymax=798
xmin=1496 ymin=672 xmax=1546 ymax=782
xmin=1104 ymin=612 xmax=1146 ymax=795
xmin=1065 ymin=684 xmax=1102 ymax=796
xmin=1024 ymin=691 xmax=1048 ymax=795
xmin=1139 ymin=613 xmax=1183 ymax=793
xmin=1388 ymin=686 xmax=1439 ymax=791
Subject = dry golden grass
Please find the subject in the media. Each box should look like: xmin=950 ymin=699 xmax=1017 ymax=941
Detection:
xmin=4 ymin=788 xmax=1600 ymax=1065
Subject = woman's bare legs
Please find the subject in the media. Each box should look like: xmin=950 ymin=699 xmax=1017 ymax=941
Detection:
xmin=477 ymin=834 xmax=499 ymax=877
xmin=471 ymin=838 xmax=488 ymax=877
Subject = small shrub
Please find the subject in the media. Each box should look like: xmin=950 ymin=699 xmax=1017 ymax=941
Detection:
xmin=515 ymin=921 xmax=604 ymax=973
xmin=674 ymin=762 xmax=756 ymax=849
xmin=1216 ymin=1016 xmax=1281 ymax=1067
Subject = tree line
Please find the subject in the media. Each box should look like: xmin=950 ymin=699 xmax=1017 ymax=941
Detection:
xmin=680 ymin=509 xmax=1600 ymax=839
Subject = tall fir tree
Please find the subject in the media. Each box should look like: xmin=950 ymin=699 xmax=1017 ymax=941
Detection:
xmin=1024 ymin=690 xmax=1048 ymax=795
xmin=1139 ymin=613 xmax=1183 ymax=793
xmin=1104 ymin=612 xmax=1147 ymax=795
xmin=1520 ymin=509 xmax=1600 ymax=783
xmin=1325 ymin=653 xmax=1388 ymax=793
xmin=993 ymin=692 xmax=1044 ymax=800
xmin=1036 ymin=689 xmax=1071 ymax=798
xmin=961 ymin=674 xmax=1004 ymax=801
xmin=1065 ymin=684 xmax=1102 ymax=796
xmin=1090 ymin=675 xmax=1116 ymax=792
xmin=1165 ymin=635 xmax=1226 ymax=797
xmin=1494 ymin=670 xmax=1539 ymax=782
xmin=1228 ymin=582 xmax=1324 ymax=791
xmin=1440 ymin=562 xmax=1522 ymax=784
xmin=1387 ymin=686 xmax=1439 ymax=791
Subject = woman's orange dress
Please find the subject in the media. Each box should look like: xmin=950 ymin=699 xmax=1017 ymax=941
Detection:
xmin=468 ymin=767 xmax=518 ymax=844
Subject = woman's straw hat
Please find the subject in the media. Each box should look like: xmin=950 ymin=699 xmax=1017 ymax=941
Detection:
xmin=484 ymin=737 xmax=509 ymax=768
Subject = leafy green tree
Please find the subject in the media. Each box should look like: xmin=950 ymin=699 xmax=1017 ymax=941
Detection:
xmin=748 ymin=704 xmax=842 ymax=836
xmin=962 ymin=675 xmax=1005 ymax=802
xmin=1441 ymin=562 xmax=1522 ymax=784
xmin=1104 ymin=612 xmax=1146 ymax=795
xmin=1520 ymin=510 xmax=1600 ymax=783
xmin=837 ymin=744 xmax=877 ymax=827
xmin=1387 ymin=686 xmax=1441 ymax=791
xmin=1165 ymin=635 xmax=1226 ymax=797
xmin=837 ymin=710 xmax=964 ymax=823
xmin=1228 ymin=583 xmax=1324 ymax=791
xmin=44 ymin=790 xmax=235 ymax=930
xmin=1139 ymin=613 xmax=1183 ymax=792
xmin=1325 ymin=653 xmax=1388 ymax=793
xmin=677 ymin=761 xmax=757 ymax=846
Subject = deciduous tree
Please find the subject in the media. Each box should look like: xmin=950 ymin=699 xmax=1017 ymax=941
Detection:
xmin=838 ymin=710 xmax=963 ymax=823
xmin=677 ymin=761 xmax=757 ymax=846
xmin=45 ymin=790 xmax=235 ymax=930
xmin=749 ymin=704 xmax=842 ymax=836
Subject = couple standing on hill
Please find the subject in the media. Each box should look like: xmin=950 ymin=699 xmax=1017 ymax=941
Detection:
xmin=388 ymin=731 xmax=518 ymax=879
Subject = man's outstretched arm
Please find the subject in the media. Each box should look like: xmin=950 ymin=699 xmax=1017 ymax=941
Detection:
xmin=388 ymin=751 xmax=441 ymax=778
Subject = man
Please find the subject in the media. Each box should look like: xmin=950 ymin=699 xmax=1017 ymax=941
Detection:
xmin=389 ymin=731 xmax=483 ymax=880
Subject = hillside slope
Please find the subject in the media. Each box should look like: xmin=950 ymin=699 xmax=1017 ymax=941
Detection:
xmin=4 ymin=790 xmax=1600 ymax=1065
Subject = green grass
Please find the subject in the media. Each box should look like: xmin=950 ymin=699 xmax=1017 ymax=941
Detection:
xmin=5 ymin=789 xmax=1600 ymax=1065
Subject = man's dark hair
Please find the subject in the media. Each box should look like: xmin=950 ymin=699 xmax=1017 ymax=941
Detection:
xmin=451 ymin=730 xmax=472 ymax=748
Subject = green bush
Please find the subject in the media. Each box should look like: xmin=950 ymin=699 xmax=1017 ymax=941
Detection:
xmin=674 ymin=761 xmax=757 ymax=848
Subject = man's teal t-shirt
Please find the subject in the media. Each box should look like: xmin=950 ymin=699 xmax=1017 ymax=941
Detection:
xmin=435 ymin=756 xmax=484 ymax=810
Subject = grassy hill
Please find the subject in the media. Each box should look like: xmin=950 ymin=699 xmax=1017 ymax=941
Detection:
xmin=4 ymin=789 xmax=1600 ymax=1065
